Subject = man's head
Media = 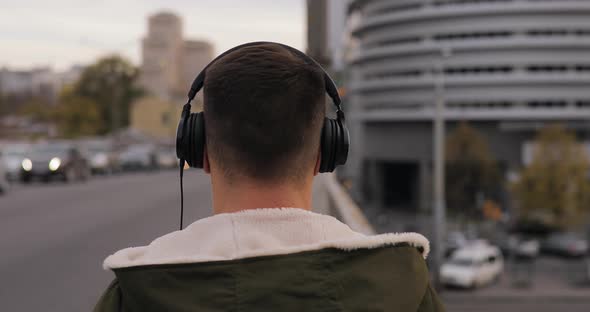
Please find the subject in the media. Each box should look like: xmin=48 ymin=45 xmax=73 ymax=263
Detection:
xmin=203 ymin=43 xmax=326 ymax=186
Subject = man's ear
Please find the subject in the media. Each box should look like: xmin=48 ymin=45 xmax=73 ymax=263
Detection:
xmin=314 ymin=149 xmax=321 ymax=176
xmin=203 ymin=144 xmax=211 ymax=174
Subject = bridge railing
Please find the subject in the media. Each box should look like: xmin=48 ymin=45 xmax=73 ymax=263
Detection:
xmin=313 ymin=173 xmax=375 ymax=235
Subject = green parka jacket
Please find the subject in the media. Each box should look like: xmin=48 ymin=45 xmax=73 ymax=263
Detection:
xmin=94 ymin=209 xmax=444 ymax=312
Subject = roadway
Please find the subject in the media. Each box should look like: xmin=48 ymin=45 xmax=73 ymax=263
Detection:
xmin=1 ymin=171 xmax=589 ymax=311
xmin=0 ymin=170 xmax=211 ymax=312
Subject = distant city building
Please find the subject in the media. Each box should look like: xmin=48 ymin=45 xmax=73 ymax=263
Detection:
xmin=0 ymin=65 xmax=84 ymax=106
xmin=139 ymin=11 xmax=214 ymax=100
xmin=140 ymin=12 xmax=183 ymax=99
xmin=0 ymin=67 xmax=60 ymax=102
xmin=327 ymin=0 xmax=348 ymax=71
xmin=307 ymin=0 xmax=349 ymax=71
xmin=134 ymin=11 xmax=213 ymax=139
xmin=59 ymin=65 xmax=85 ymax=88
xmin=130 ymin=96 xmax=183 ymax=141
xmin=181 ymin=40 xmax=214 ymax=97
xmin=306 ymin=0 xmax=330 ymax=66
xmin=0 ymin=65 xmax=83 ymax=138
xmin=346 ymin=0 xmax=590 ymax=213
xmin=0 ymin=69 xmax=34 ymax=95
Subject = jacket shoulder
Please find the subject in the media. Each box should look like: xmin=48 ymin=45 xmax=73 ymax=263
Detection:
xmin=93 ymin=279 xmax=122 ymax=312
xmin=417 ymin=283 xmax=446 ymax=312
xmin=329 ymin=244 xmax=441 ymax=312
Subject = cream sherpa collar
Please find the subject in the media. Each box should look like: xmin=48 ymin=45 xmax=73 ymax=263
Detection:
xmin=103 ymin=208 xmax=429 ymax=269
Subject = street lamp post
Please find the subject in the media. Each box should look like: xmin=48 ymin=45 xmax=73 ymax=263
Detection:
xmin=432 ymin=46 xmax=451 ymax=289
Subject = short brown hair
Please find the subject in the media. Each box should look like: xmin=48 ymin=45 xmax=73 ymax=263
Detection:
xmin=203 ymin=43 xmax=325 ymax=183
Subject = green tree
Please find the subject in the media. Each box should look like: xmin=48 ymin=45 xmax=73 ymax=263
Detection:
xmin=18 ymin=97 xmax=53 ymax=122
xmin=445 ymin=121 xmax=500 ymax=218
xmin=54 ymin=87 xmax=101 ymax=138
xmin=512 ymin=124 xmax=590 ymax=229
xmin=72 ymin=55 xmax=143 ymax=134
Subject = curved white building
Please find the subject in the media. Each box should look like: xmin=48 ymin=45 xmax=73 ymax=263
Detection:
xmin=346 ymin=0 xmax=590 ymax=212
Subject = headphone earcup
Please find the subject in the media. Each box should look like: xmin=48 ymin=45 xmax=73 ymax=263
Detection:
xmin=319 ymin=118 xmax=335 ymax=173
xmin=186 ymin=112 xmax=206 ymax=168
xmin=335 ymin=118 xmax=349 ymax=167
xmin=319 ymin=117 xmax=349 ymax=173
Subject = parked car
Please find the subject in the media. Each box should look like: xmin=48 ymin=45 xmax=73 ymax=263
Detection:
xmin=118 ymin=144 xmax=157 ymax=171
xmin=540 ymin=232 xmax=588 ymax=258
xmin=155 ymin=146 xmax=178 ymax=169
xmin=1 ymin=143 xmax=30 ymax=182
xmin=81 ymin=139 xmax=119 ymax=175
xmin=510 ymin=219 xmax=558 ymax=237
xmin=445 ymin=231 xmax=468 ymax=258
xmin=509 ymin=236 xmax=540 ymax=259
xmin=441 ymin=242 xmax=504 ymax=288
xmin=20 ymin=143 xmax=90 ymax=183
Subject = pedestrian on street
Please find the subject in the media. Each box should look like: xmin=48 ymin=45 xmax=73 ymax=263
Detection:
xmin=94 ymin=42 xmax=444 ymax=312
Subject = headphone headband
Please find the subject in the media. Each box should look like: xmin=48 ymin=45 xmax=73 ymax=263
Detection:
xmin=176 ymin=42 xmax=349 ymax=230
xmin=187 ymin=41 xmax=341 ymax=110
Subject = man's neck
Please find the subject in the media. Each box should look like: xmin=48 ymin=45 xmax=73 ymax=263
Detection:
xmin=210 ymin=178 xmax=313 ymax=215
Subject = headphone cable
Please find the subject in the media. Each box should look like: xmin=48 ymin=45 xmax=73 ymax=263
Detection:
xmin=179 ymin=159 xmax=185 ymax=230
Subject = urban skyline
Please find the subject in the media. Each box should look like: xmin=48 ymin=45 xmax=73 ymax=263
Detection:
xmin=0 ymin=0 xmax=304 ymax=70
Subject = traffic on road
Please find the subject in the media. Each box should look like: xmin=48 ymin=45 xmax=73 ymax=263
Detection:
xmin=0 ymin=137 xmax=178 ymax=187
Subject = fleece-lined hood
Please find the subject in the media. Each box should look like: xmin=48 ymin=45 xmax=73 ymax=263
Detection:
xmin=95 ymin=209 xmax=445 ymax=312
xmin=104 ymin=208 xmax=429 ymax=269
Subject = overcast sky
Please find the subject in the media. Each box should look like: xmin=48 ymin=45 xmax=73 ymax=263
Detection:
xmin=0 ymin=0 xmax=304 ymax=70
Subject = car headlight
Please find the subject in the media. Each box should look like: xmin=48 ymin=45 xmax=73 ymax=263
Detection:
xmin=49 ymin=157 xmax=61 ymax=171
xmin=22 ymin=158 xmax=32 ymax=171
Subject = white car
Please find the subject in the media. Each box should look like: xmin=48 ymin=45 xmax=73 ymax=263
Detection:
xmin=118 ymin=144 xmax=157 ymax=171
xmin=441 ymin=242 xmax=504 ymax=288
xmin=155 ymin=147 xmax=178 ymax=169
xmin=81 ymin=139 xmax=118 ymax=175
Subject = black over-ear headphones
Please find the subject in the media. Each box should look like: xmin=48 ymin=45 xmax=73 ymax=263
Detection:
xmin=175 ymin=41 xmax=349 ymax=229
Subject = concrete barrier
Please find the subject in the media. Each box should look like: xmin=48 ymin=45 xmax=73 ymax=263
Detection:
xmin=313 ymin=173 xmax=376 ymax=235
